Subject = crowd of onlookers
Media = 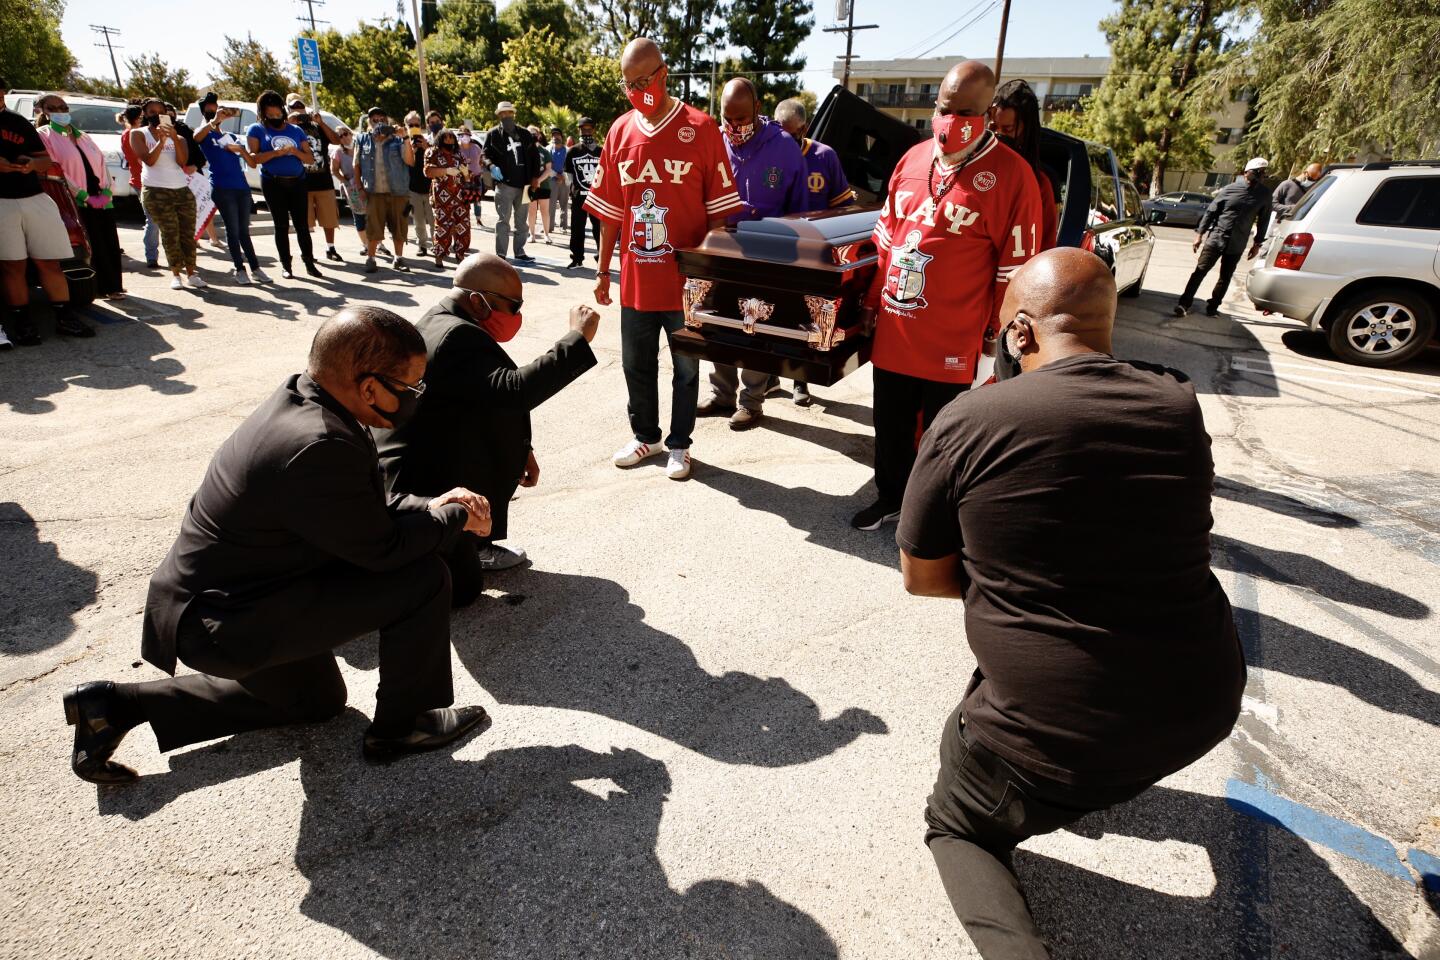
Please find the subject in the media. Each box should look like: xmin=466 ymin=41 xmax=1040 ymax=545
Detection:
xmin=0 ymin=75 xmax=604 ymax=349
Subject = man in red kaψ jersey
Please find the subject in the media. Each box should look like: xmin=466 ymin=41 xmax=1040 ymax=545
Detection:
xmin=850 ymin=60 xmax=1043 ymax=532
xmin=586 ymin=37 xmax=743 ymax=481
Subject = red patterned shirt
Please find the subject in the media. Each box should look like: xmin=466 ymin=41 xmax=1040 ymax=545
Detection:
xmin=865 ymin=134 xmax=1042 ymax=384
xmin=584 ymin=99 xmax=743 ymax=312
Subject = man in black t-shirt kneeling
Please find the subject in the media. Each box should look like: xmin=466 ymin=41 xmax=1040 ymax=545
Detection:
xmin=897 ymin=247 xmax=1244 ymax=959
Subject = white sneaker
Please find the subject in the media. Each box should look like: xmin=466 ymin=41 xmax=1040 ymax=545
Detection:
xmin=185 ymin=273 xmax=208 ymax=289
xmin=476 ymin=543 xmax=528 ymax=571
xmin=666 ymin=448 xmax=692 ymax=480
xmin=169 ymin=276 xmax=183 ymax=290
xmin=250 ymin=267 xmax=271 ymax=283
xmin=612 ymin=439 xmax=661 ymax=468
xmin=233 ymin=268 xmax=250 ymax=285
xmin=0 ymin=328 xmax=12 ymax=350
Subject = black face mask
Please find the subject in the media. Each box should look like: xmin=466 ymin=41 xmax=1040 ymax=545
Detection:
xmin=368 ymin=377 xmax=421 ymax=428
xmin=265 ymin=115 xmax=286 ymax=129
xmin=146 ymin=114 xmax=161 ymax=128
xmin=994 ymin=318 xmax=1025 ymax=381
xmin=997 ymin=132 xmax=1018 ymax=151
xmin=202 ymin=109 xmax=217 ymax=122
xmin=580 ymin=134 xmax=595 ymax=145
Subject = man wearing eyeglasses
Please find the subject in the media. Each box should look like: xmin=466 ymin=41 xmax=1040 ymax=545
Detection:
xmin=378 ymin=253 xmax=601 ymax=587
xmin=61 ymin=306 xmax=494 ymax=784
xmin=585 ymin=37 xmax=743 ymax=481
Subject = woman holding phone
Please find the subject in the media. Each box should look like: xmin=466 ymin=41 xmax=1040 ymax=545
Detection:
xmin=194 ymin=93 xmax=268 ymax=284
xmin=246 ymin=90 xmax=319 ymax=279
xmin=128 ymin=98 xmax=204 ymax=290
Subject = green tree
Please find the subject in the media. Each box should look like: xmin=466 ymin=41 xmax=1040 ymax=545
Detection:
xmin=68 ymin=74 xmax=127 ymax=98
xmin=1083 ymin=0 xmax=1239 ymax=195
xmin=726 ymin=0 xmax=813 ymax=106
xmin=1044 ymin=97 xmax=1098 ymax=140
xmin=658 ymin=0 xmax=726 ymax=102
xmin=500 ymin=0 xmax=590 ymax=55
xmin=1 ymin=0 xmax=76 ymax=90
xmin=312 ymin=21 xmax=422 ymax=124
xmin=125 ymin=53 xmax=199 ymax=107
xmin=457 ymin=28 xmax=627 ymax=132
xmin=428 ymin=0 xmax=507 ymax=74
xmin=588 ymin=0 xmax=668 ymax=54
xmin=209 ymin=34 xmax=290 ymax=101
xmin=1228 ymin=0 xmax=1440 ymax=170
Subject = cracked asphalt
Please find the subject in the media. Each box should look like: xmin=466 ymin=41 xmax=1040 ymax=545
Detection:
xmin=1 ymin=219 xmax=1437 ymax=959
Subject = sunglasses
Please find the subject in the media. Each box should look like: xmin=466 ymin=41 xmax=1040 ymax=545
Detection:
xmin=362 ymin=371 xmax=427 ymax=398
xmin=472 ymin=290 xmax=523 ymax=313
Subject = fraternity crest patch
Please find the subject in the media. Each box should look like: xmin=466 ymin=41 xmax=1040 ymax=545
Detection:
xmin=764 ymin=165 xmax=782 ymax=188
xmin=628 ymin=188 xmax=673 ymax=259
xmin=677 ymin=126 xmax=696 ymax=143
xmin=881 ymin=230 xmax=932 ymax=312
xmin=972 ymin=170 xmax=996 ymax=192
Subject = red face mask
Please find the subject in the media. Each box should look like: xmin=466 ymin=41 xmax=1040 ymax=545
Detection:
xmin=932 ymin=113 xmax=986 ymax=153
xmin=627 ymin=71 xmax=665 ymax=113
xmin=480 ymin=306 xmax=523 ymax=342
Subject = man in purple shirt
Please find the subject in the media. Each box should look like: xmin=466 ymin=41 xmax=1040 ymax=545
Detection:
xmin=776 ymin=97 xmax=856 ymax=213
xmin=697 ymin=77 xmax=810 ymax=430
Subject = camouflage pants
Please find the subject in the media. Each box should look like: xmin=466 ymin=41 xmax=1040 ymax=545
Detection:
xmin=141 ymin=185 xmax=196 ymax=272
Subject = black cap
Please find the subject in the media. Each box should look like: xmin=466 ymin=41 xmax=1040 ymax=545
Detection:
xmin=367 ymin=106 xmax=387 ymax=118
xmin=577 ymin=117 xmax=594 ymax=127
xmin=200 ymin=91 xmax=219 ymax=105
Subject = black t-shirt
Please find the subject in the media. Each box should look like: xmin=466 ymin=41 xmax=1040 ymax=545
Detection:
xmin=566 ymin=143 xmax=603 ymax=198
xmin=408 ymin=136 xmax=431 ymax=194
xmin=298 ymin=120 xmax=334 ymax=191
xmin=897 ymin=352 xmax=1244 ymax=788
xmin=0 ymin=109 xmax=45 ymax=199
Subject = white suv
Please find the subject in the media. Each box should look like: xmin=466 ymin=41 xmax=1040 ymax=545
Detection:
xmin=4 ymin=91 xmax=134 ymax=198
xmin=1248 ymin=161 xmax=1440 ymax=367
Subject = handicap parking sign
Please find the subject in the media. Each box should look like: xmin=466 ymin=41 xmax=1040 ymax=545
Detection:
xmin=297 ymin=37 xmax=323 ymax=84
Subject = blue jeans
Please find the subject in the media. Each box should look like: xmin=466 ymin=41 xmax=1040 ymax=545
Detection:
xmin=620 ymin=307 xmax=697 ymax=449
xmin=212 ymin=187 xmax=258 ymax=271
xmin=143 ymin=212 xmax=159 ymax=264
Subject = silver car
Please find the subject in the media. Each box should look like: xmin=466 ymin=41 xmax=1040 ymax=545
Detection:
xmin=1141 ymin=190 xmax=1212 ymax=228
xmin=1248 ymin=162 xmax=1440 ymax=367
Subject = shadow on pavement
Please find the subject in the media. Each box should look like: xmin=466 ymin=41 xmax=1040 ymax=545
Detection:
xmin=432 ymin=570 xmax=886 ymax=766
xmin=1212 ymin=534 xmax=1429 ymax=619
xmin=1019 ymin=785 xmax=1409 ymax=959
xmin=0 ymin=502 xmax=98 ymax=655
xmin=0 ymin=315 xmax=196 ymax=415
xmin=101 ymin=714 xmax=840 ymax=959
xmin=1255 ymin=612 xmax=1439 ymax=727
xmin=1213 ymin=477 xmax=1358 ymax=528
xmin=1280 ymin=329 xmax=1440 ymax=377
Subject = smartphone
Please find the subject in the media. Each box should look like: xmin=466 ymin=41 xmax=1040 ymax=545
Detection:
xmin=159 ymin=115 xmax=174 ymax=129
xmin=408 ymin=126 xmax=423 ymax=138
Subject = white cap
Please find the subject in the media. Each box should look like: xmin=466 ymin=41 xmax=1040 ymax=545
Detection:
xmin=495 ymin=101 xmax=516 ymax=115
xmin=1244 ymin=157 xmax=1269 ymax=172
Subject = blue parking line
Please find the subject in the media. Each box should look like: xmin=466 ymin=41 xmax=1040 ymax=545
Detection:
xmin=1408 ymin=847 xmax=1440 ymax=892
xmin=1226 ymin=775 xmax=1420 ymax=884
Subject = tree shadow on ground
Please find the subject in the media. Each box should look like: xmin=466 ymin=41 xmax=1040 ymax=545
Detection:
xmin=1211 ymin=534 xmax=1428 ymax=619
xmin=1017 ymin=785 xmax=1412 ymax=959
xmin=0 ymin=502 xmax=98 ymax=655
xmin=0 ymin=316 xmax=195 ymax=415
xmin=100 ymin=714 xmax=840 ymax=959
xmin=1213 ymin=476 xmax=1358 ymax=528
xmin=430 ymin=570 xmax=886 ymax=767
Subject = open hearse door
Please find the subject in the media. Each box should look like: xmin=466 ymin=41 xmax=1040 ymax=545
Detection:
xmin=670 ymin=85 xmax=1093 ymax=385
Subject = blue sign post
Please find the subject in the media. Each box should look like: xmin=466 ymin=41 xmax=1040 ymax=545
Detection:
xmin=297 ymin=37 xmax=323 ymax=84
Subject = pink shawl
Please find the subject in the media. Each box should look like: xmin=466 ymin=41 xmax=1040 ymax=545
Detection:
xmin=38 ymin=125 xmax=113 ymax=208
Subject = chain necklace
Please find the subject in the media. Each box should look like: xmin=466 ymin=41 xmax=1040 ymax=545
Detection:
xmin=928 ymin=131 xmax=990 ymax=204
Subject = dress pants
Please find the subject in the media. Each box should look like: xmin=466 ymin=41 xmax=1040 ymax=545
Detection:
xmin=621 ymin=307 xmax=698 ymax=450
xmin=1178 ymin=243 xmax=1242 ymax=312
xmin=494 ymin=183 xmax=529 ymax=258
xmin=409 ymin=190 xmax=433 ymax=248
xmin=440 ymin=533 xmax=486 ymax=609
xmin=873 ymin=366 xmax=968 ymax=507
xmin=137 ymin=555 xmax=454 ymax=752
xmin=260 ymin=175 xmax=314 ymax=270
xmin=78 ymin=206 xmax=123 ymax=295
xmin=550 ymin=174 xmax=568 ymax=230
xmin=569 ymin=195 xmax=599 ymax=262
xmin=708 ymin=363 xmax=771 ymax=413
xmin=925 ymin=704 xmax=1152 ymax=959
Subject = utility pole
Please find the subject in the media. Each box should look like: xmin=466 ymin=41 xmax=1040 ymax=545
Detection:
xmin=410 ymin=0 xmax=432 ymax=118
xmin=709 ymin=44 xmax=719 ymax=119
xmin=91 ymin=25 xmax=124 ymax=88
xmin=822 ymin=1 xmax=877 ymax=91
xmin=993 ymin=0 xmax=1013 ymax=83
xmin=295 ymin=1 xmax=328 ymax=110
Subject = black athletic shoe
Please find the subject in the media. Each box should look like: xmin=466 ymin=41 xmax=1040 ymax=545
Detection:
xmin=850 ymin=500 xmax=901 ymax=531
xmin=56 ymin=314 xmax=96 ymax=338
xmin=305 ymin=260 xmax=323 ymax=278
xmin=1205 ymin=304 xmax=1220 ymax=317
xmin=325 ymin=248 xmax=343 ymax=263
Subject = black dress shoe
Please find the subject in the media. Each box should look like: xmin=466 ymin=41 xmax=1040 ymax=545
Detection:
xmin=12 ymin=318 xmax=42 ymax=346
xmin=56 ymin=314 xmax=96 ymax=338
xmin=362 ymin=705 xmax=489 ymax=763
xmin=304 ymin=260 xmax=323 ymax=278
xmin=64 ymin=681 xmax=138 ymax=784
xmin=325 ymin=248 xmax=343 ymax=263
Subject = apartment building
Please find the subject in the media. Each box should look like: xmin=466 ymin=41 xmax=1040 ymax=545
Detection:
xmin=838 ymin=55 xmax=1252 ymax=193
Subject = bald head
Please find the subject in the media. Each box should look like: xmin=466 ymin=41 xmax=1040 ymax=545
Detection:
xmin=1000 ymin=248 xmax=1116 ymax=370
xmin=938 ymin=60 xmax=996 ymax=116
xmin=621 ymin=37 xmax=664 ymax=77
xmin=454 ymin=252 xmax=521 ymax=300
xmin=308 ymin=305 xmax=425 ymax=383
xmin=722 ymin=77 xmax=758 ymax=125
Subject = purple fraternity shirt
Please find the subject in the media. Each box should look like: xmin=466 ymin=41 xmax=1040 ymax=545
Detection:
xmin=799 ymin=138 xmax=853 ymax=212
xmin=724 ymin=118 xmax=809 ymax=224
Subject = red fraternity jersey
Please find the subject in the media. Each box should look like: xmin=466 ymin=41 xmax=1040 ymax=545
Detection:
xmin=584 ymin=99 xmax=743 ymax=312
xmin=865 ymin=134 xmax=1042 ymax=384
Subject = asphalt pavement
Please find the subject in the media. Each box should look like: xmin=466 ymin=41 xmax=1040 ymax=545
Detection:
xmin=1 ymin=217 xmax=1437 ymax=959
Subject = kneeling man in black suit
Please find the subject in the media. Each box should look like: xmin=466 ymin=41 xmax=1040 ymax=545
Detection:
xmin=64 ymin=306 xmax=493 ymax=783
xmin=378 ymin=252 xmax=599 ymax=601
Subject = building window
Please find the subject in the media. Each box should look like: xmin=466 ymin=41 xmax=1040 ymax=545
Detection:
xmin=856 ymin=83 xmax=871 ymax=97
xmin=913 ymin=118 xmax=929 ymax=131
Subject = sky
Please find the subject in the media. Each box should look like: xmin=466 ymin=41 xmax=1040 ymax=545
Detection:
xmin=59 ymin=0 xmax=1115 ymax=99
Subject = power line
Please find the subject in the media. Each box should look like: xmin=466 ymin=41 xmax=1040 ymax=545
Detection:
xmin=91 ymin=24 xmax=124 ymax=87
xmin=888 ymin=0 xmax=989 ymax=59
xmin=912 ymin=1 xmax=999 ymax=60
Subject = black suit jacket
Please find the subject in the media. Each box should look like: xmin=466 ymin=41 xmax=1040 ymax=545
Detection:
xmin=142 ymin=374 xmax=468 ymax=674
xmin=377 ymin=292 xmax=596 ymax=516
